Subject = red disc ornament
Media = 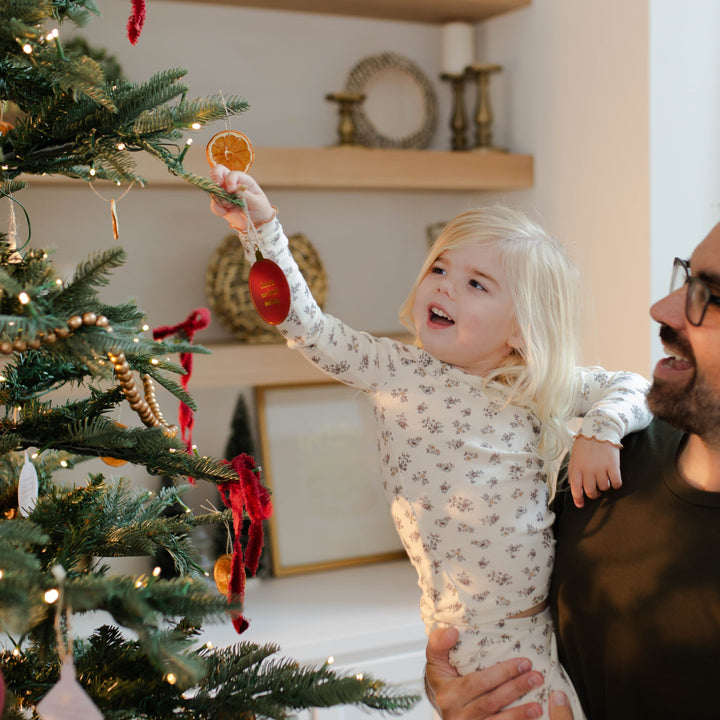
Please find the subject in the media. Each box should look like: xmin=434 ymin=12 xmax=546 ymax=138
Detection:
xmin=248 ymin=248 xmax=291 ymax=325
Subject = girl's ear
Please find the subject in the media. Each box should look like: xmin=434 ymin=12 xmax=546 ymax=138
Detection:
xmin=507 ymin=322 xmax=524 ymax=353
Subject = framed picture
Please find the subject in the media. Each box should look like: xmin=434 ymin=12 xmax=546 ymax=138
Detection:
xmin=256 ymin=382 xmax=406 ymax=576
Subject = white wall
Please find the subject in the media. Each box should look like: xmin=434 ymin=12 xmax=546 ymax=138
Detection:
xmin=649 ymin=0 xmax=720 ymax=367
xmin=480 ymin=2 xmax=651 ymax=374
xmin=25 ymin=0 xmax=654 ymax=375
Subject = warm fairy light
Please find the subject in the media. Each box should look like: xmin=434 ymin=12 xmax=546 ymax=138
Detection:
xmin=50 ymin=28 xmax=59 ymax=38
xmin=31 ymin=452 xmax=38 ymax=459
xmin=0 ymin=570 xmax=3 ymax=579
xmin=166 ymin=673 xmax=177 ymax=685
xmin=185 ymin=138 xmax=193 ymax=146
xmin=55 ymin=278 xmax=62 ymax=285
xmin=44 ymin=589 xmax=59 ymax=603
xmin=18 ymin=292 xmax=30 ymax=304
xmin=89 ymin=168 xmax=96 ymax=176
xmin=356 ymin=673 xmax=364 ymax=680
xmin=327 ymin=656 xmax=335 ymax=665
xmin=117 ymin=143 xmax=126 ymax=151
xmin=8 ymin=322 xmax=14 ymax=327
xmin=22 ymin=43 xmax=32 ymax=54
xmin=1 ymin=165 xmax=8 ymax=171
xmin=60 ymin=460 xmax=68 ymax=468
xmin=142 ymin=324 xmax=150 ymax=332
xmin=133 ymin=337 xmax=139 ymax=343
xmin=152 ymin=566 xmax=161 ymax=577
xmin=135 ymin=579 xmax=143 ymax=588
xmin=169 ymin=448 xmax=176 ymax=453
xmin=0 ymin=376 xmax=5 ymax=383
xmin=151 ymin=358 xmax=159 ymax=365
xmin=191 ymin=123 xmax=202 ymax=130
xmin=12 ymin=648 xmax=19 ymax=657
xmin=205 ymin=641 xmax=213 ymax=649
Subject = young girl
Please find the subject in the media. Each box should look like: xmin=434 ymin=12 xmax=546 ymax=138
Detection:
xmin=209 ymin=167 xmax=651 ymax=719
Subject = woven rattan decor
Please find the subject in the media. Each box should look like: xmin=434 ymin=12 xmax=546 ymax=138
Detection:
xmin=206 ymin=233 xmax=328 ymax=344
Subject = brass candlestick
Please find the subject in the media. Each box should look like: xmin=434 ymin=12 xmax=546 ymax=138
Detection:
xmin=467 ymin=63 xmax=503 ymax=151
xmin=440 ymin=72 xmax=469 ymax=151
xmin=325 ymin=92 xmax=366 ymax=146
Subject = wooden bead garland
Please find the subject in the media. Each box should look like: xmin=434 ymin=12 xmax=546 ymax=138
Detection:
xmin=1 ymin=311 xmax=178 ymax=436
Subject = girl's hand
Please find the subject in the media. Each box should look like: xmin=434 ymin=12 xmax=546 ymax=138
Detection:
xmin=566 ymin=435 xmax=622 ymax=508
xmin=209 ymin=165 xmax=275 ymax=232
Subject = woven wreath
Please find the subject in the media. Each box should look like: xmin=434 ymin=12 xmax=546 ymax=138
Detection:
xmin=344 ymin=51 xmax=438 ymax=149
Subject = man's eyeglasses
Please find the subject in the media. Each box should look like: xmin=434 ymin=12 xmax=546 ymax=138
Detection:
xmin=670 ymin=257 xmax=720 ymax=326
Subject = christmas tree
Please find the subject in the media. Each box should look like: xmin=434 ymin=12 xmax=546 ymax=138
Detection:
xmin=0 ymin=1 xmax=418 ymax=717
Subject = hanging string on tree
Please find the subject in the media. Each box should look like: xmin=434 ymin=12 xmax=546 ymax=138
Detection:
xmin=2 ymin=188 xmax=30 ymax=263
xmin=36 ymin=566 xmax=103 ymax=720
xmin=88 ymin=181 xmax=135 ymax=240
xmin=205 ymin=129 xmax=291 ymax=325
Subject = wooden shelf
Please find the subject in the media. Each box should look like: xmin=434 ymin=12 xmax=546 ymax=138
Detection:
xmin=152 ymin=0 xmax=531 ymax=24
xmin=250 ymin=147 xmax=533 ymax=192
xmin=192 ymin=341 xmax=335 ymax=388
xmin=192 ymin=334 xmax=412 ymax=388
xmin=28 ymin=147 xmax=533 ymax=193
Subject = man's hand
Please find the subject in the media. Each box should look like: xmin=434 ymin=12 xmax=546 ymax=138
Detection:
xmin=425 ymin=628 xmax=544 ymax=719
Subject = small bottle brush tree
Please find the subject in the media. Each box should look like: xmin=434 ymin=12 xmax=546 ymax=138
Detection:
xmin=0 ymin=1 xmax=418 ymax=718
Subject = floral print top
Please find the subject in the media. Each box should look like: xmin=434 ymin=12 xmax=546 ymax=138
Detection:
xmin=240 ymin=218 xmax=652 ymax=632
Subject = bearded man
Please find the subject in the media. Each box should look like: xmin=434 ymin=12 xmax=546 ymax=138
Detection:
xmin=423 ymin=224 xmax=720 ymax=720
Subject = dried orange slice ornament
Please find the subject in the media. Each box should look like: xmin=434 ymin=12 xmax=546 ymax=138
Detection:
xmin=206 ymin=130 xmax=254 ymax=171
xmin=213 ymin=553 xmax=233 ymax=596
xmin=101 ymin=423 xmax=128 ymax=467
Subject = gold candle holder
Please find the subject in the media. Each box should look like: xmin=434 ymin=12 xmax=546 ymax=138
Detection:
xmin=467 ymin=63 xmax=503 ymax=152
xmin=325 ymin=92 xmax=366 ymax=146
xmin=440 ymin=72 xmax=469 ymax=151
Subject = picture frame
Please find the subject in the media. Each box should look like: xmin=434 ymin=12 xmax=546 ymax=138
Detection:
xmin=256 ymin=382 xmax=406 ymax=576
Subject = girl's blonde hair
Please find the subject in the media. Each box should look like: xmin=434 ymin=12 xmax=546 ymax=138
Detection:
xmin=399 ymin=206 xmax=581 ymax=466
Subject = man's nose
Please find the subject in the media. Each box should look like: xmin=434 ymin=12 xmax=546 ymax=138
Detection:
xmin=650 ymin=285 xmax=686 ymax=329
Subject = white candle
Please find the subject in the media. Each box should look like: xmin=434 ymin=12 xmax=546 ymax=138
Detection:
xmin=441 ymin=22 xmax=475 ymax=76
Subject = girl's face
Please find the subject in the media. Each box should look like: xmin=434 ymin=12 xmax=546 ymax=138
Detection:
xmin=412 ymin=243 xmax=520 ymax=375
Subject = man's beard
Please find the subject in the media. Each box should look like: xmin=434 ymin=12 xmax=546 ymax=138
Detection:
xmin=648 ymin=325 xmax=720 ymax=441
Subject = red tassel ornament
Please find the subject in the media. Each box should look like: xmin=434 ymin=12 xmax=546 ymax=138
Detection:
xmin=127 ymin=0 xmax=146 ymax=45
xmin=153 ymin=308 xmax=211 ymax=467
xmin=218 ymin=454 xmax=273 ymax=633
